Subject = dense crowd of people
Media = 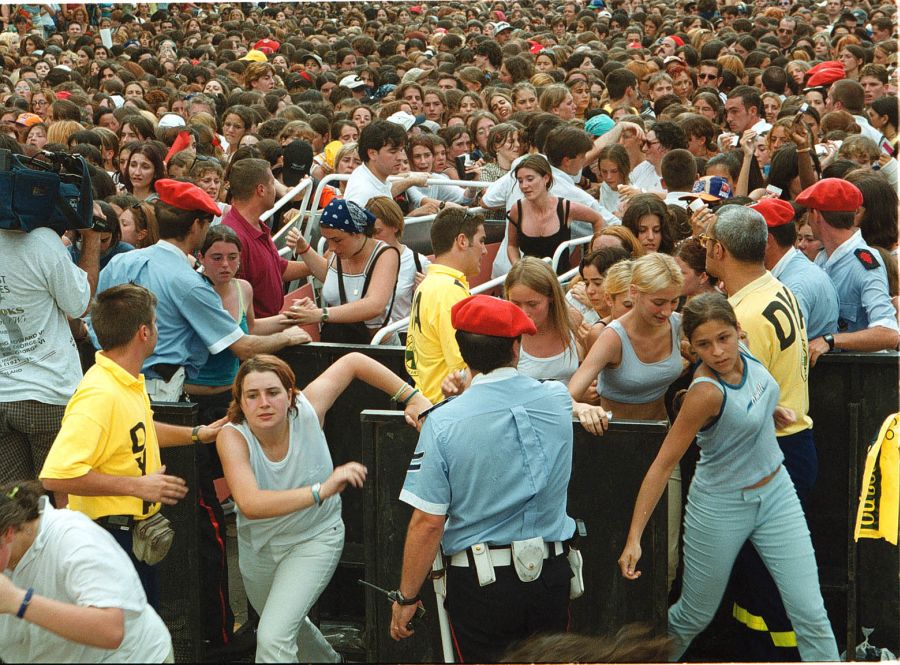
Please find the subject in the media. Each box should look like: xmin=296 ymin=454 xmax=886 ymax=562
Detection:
xmin=0 ymin=0 xmax=898 ymax=662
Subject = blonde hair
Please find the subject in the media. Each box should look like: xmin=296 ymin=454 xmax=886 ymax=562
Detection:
xmin=630 ymin=252 xmax=684 ymax=294
xmin=46 ymin=120 xmax=83 ymax=145
xmin=604 ymin=260 xmax=634 ymax=297
xmin=539 ymin=84 xmax=570 ymax=113
xmin=188 ymin=111 xmax=218 ymax=133
xmin=366 ymin=196 xmax=405 ymax=239
xmin=278 ymin=120 xmax=317 ymax=144
xmin=593 ymin=226 xmax=646 ymax=258
xmin=504 ymin=257 xmax=573 ymax=349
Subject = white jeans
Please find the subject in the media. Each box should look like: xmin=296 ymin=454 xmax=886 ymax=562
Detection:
xmin=239 ymin=522 xmax=344 ymax=663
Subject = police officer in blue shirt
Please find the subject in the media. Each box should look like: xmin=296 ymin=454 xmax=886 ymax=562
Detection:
xmin=795 ymin=179 xmax=900 ymax=365
xmin=389 ymin=295 xmax=607 ymax=662
xmin=757 ymin=198 xmax=839 ymax=340
xmin=97 ymin=179 xmax=309 ymax=402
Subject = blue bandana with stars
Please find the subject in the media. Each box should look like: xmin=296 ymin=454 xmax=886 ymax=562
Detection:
xmin=320 ymin=198 xmax=376 ymax=234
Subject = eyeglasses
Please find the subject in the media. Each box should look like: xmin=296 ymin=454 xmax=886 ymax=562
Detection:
xmin=642 ymin=139 xmax=660 ymax=148
xmin=777 ymin=27 xmax=794 ymax=34
xmin=697 ymin=232 xmax=716 ymax=249
xmin=698 ymin=72 xmax=718 ymax=81
xmin=32 ymin=99 xmax=48 ymax=107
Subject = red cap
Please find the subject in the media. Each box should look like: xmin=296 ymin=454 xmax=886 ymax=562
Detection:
xmin=254 ymin=38 xmax=280 ymax=53
xmin=410 ymin=5 xmax=423 ymax=14
xmin=55 ymin=90 xmax=71 ymax=100
xmin=669 ymin=35 xmax=685 ymax=47
xmin=795 ymin=178 xmax=863 ymax=213
xmin=751 ymin=199 xmax=796 ymax=228
xmin=451 ymin=295 xmax=537 ymax=337
xmin=155 ymin=179 xmax=221 ymax=217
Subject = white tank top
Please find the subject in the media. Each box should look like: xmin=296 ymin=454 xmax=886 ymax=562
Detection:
xmin=517 ymin=336 xmax=580 ymax=384
xmin=224 ymin=392 xmax=342 ymax=552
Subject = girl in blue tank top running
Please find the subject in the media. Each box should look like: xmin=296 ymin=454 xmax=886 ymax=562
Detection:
xmin=618 ymin=293 xmax=839 ymax=662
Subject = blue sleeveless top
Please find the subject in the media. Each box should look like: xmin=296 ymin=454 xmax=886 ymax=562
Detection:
xmin=691 ymin=351 xmax=785 ymax=493
xmin=597 ymin=314 xmax=683 ymax=403
xmin=192 ymin=282 xmax=249 ymax=387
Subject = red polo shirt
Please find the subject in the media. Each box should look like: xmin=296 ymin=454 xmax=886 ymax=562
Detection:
xmin=220 ymin=206 xmax=289 ymax=319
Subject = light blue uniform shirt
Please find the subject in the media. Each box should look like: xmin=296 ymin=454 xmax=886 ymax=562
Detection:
xmin=771 ymin=247 xmax=839 ymax=340
xmin=96 ymin=241 xmax=244 ymax=379
xmin=400 ymin=368 xmax=576 ymax=556
xmin=814 ymin=231 xmax=898 ymax=334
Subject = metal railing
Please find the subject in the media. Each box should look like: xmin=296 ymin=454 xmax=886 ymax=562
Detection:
xmin=264 ymin=177 xmax=313 ymax=229
xmin=369 ymin=257 xmax=574 ymax=346
xmin=551 ymin=235 xmax=593 ymax=274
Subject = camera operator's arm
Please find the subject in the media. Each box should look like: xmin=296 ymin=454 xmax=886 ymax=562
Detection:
xmin=76 ymin=229 xmax=101 ymax=316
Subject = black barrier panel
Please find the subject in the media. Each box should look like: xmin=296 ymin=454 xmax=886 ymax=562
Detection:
xmin=360 ymin=411 xmax=669 ymax=663
xmin=806 ymin=353 xmax=899 ymax=655
xmin=153 ymin=402 xmax=204 ymax=663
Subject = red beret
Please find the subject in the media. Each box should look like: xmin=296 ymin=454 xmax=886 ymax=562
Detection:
xmin=751 ymin=199 xmax=796 ymax=228
xmin=669 ymin=36 xmax=685 ymax=47
xmin=254 ymin=38 xmax=280 ymax=53
xmin=795 ymin=178 xmax=863 ymax=213
xmin=807 ymin=60 xmax=843 ymax=75
xmin=155 ymin=179 xmax=221 ymax=217
xmin=451 ymin=295 xmax=537 ymax=338
xmin=806 ymin=67 xmax=844 ymax=88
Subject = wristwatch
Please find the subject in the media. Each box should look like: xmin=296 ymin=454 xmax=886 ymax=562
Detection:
xmin=823 ymin=333 xmax=835 ymax=351
xmin=321 ymin=307 xmax=329 ymax=323
xmin=394 ymin=590 xmax=420 ymax=606
xmin=191 ymin=425 xmax=201 ymax=444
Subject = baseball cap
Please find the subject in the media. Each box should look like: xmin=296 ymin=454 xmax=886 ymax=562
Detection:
xmin=281 ymin=140 xmax=314 ymax=188
xmin=339 ymin=75 xmax=367 ymax=90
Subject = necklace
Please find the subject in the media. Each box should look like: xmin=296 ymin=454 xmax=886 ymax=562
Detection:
xmin=349 ymin=238 xmax=370 ymax=296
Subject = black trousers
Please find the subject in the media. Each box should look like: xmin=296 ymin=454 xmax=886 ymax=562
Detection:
xmin=445 ymin=552 xmax=571 ymax=662
xmin=189 ymin=391 xmax=235 ymax=646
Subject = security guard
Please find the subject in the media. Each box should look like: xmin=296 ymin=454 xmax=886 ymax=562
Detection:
xmin=796 ymin=178 xmax=900 ymax=364
xmin=390 ymin=295 xmax=606 ymax=662
xmin=756 ymin=198 xmax=839 ymax=340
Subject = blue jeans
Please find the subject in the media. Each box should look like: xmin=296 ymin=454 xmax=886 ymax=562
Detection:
xmin=668 ymin=466 xmax=838 ymax=662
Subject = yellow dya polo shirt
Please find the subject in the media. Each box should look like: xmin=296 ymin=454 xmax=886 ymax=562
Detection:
xmin=728 ymin=271 xmax=812 ymax=436
xmin=405 ymin=264 xmax=470 ymax=404
xmin=40 ymin=352 xmax=162 ymax=521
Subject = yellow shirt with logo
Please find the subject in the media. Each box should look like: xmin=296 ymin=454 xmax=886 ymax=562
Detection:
xmin=405 ymin=264 xmax=470 ymax=403
xmin=728 ymin=271 xmax=812 ymax=436
xmin=40 ymin=352 xmax=161 ymax=521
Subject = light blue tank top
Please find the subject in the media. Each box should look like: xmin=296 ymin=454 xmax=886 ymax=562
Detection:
xmin=192 ymin=281 xmax=249 ymax=387
xmin=517 ymin=336 xmax=579 ymax=384
xmin=225 ymin=392 xmax=342 ymax=552
xmin=691 ymin=351 xmax=785 ymax=493
xmin=597 ymin=315 xmax=683 ymax=403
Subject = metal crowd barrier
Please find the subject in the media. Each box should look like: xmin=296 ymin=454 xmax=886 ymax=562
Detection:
xmin=359 ymin=411 xmax=669 ymax=662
